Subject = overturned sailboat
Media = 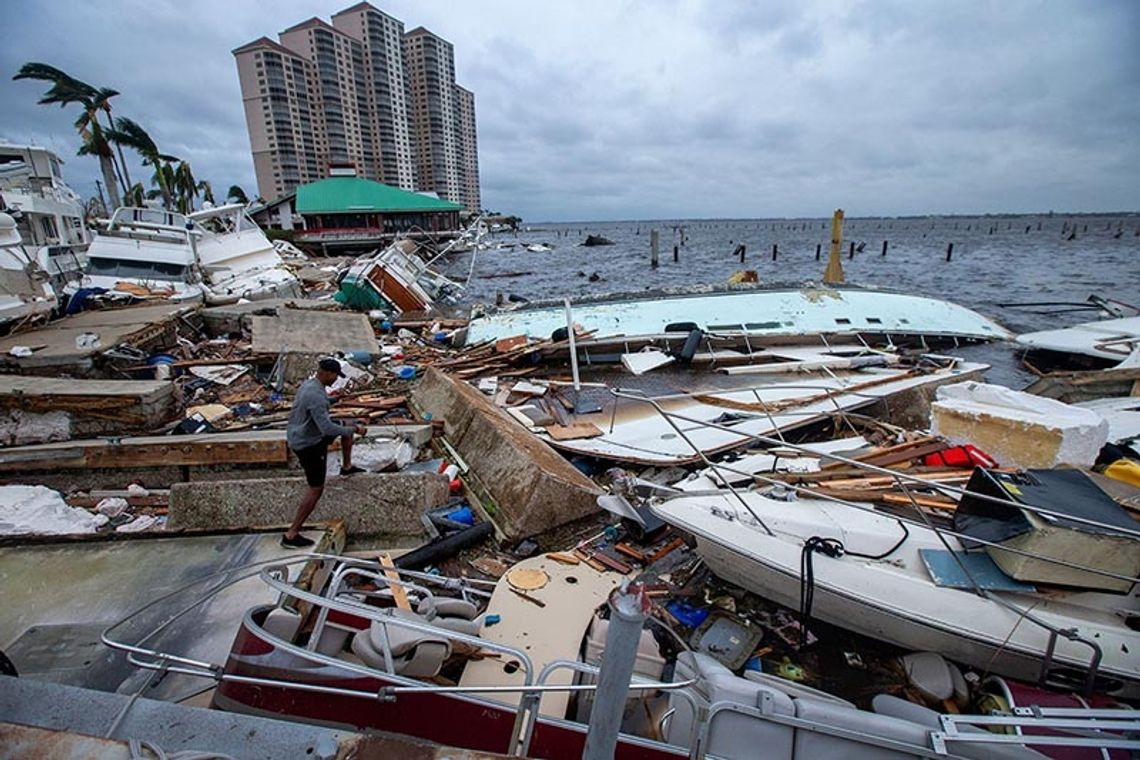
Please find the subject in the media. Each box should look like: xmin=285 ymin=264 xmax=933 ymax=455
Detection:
xmin=460 ymin=284 xmax=1011 ymax=354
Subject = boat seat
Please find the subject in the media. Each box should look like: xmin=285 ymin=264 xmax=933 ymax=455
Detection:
xmin=872 ymin=695 xmax=1048 ymax=759
xmin=351 ymin=608 xmax=452 ymax=678
xmin=416 ymin=597 xmax=482 ymax=636
xmin=665 ymin=652 xmax=796 ymax=757
xmin=262 ymin=608 xmax=302 ymax=643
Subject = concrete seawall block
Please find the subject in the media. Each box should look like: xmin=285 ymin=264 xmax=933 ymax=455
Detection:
xmin=414 ymin=367 xmax=602 ymax=540
xmin=168 ymin=471 xmax=449 ymax=537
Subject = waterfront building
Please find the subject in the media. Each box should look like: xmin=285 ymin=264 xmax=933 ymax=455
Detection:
xmin=234 ymin=3 xmax=480 ymax=211
xmin=293 ymin=171 xmax=462 ymax=253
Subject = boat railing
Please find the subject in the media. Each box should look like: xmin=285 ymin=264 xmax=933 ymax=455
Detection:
xmin=609 ymin=387 xmax=1137 ymax=695
xmin=101 ymin=552 xmax=699 ymax=757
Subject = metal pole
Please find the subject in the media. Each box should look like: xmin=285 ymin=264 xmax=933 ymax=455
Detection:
xmin=565 ymin=298 xmax=581 ymax=397
xmin=583 ymin=583 xmax=650 ymax=760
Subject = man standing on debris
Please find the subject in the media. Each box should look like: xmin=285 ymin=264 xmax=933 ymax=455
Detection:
xmin=282 ymin=357 xmax=367 ymax=548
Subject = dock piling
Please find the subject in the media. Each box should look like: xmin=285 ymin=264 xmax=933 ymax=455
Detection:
xmin=582 ymin=584 xmax=650 ymax=760
xmin=881 ymin=240 xmax=888 ymax=256
xmin=946 ymin=242 xmax=954 ymax=261
xmin=650 ymin=229 xmax=658 ymax=269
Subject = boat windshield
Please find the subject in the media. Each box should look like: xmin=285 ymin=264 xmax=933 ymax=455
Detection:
xmin=87 ymin=256 xmax=188 ymax=281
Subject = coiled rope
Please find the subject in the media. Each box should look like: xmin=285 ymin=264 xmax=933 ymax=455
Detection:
xmin=798 ymin=521 xmax=910 ymax=648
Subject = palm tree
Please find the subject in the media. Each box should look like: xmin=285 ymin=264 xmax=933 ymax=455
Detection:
xmin=173 ymin=160 xmax=198 ymax=214
xmin=13 ymin=62 xmax=127 ymax=207
xmin=196 ymin=180 xmax=215 ymax=206
xmin=227 ymin=185 xmax=249 ymax=205
xmin=108 ymin=117 xmax=178 ymax=210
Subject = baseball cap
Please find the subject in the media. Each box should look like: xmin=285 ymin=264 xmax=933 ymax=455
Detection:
xmin=318 ymin=357 xmax=345 ymax=377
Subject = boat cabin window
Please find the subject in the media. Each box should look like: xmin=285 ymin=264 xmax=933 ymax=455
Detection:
xmin=87 ymin=257 xmax=188 ymax=281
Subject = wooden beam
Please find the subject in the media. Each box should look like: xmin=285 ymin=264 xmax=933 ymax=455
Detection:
xmin=380 ymin=552 xmax=412 ymax=610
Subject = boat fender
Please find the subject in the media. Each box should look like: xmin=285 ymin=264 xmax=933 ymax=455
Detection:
xmin=551 ymin=327 xmax=569 ymax=342
xmin=663 ymin=321 xmax=699 ymax=333
xmin=677 ymin=328 xmax=703 ymax=364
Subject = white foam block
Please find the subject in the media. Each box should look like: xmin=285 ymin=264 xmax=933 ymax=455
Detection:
xmin=930 ymin=381 xmax=1108 ymax=468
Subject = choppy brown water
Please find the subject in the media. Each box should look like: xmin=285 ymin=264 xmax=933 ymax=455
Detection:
xmin=439 ymin=214 xmax=1140 ymax=388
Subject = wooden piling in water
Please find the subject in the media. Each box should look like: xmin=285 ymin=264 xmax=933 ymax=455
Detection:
xmin=848 ymin=241 xmax=855 ymax=259
xmin=815 ymin=243 xmax=822 ymax=261
xmin=650 ymin=229 xmax=659 ymax=268
xmin=739 ymin=244 xmax=747 ymax=263
xmin=673 ymin=245 xmax=679 ymax=263
xmin=881 ymin=240 xmax=888 ymax=256
xmin=945 ymin=242 xmax=954 ymax=261
xmin=772 ymin=244 xmax=778 ymax=261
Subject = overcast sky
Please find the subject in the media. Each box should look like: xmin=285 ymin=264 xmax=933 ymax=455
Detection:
xmin=2 ymin=1 xmax=1137 ymax=221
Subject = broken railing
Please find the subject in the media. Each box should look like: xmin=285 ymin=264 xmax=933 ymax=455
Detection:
xmin=609 ymin=387 xmax=1140 ymax=697
xmin=99 ymin=551 xmax=1138 ymax=757
xmin=99 ymin=554 xmax=696 ymax=757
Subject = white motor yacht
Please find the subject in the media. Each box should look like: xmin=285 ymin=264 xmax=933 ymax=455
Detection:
xmin=0 ymin=212 xmax=56 ymax=330
xmin=80 ymin=204 xmax=302 ymax=305
xmin=0 ymin=142 xmax=88 ymax=290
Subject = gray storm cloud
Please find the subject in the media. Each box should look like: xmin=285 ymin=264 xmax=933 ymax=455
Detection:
xmin=2 ymin=0 xmax=1137 ymax=220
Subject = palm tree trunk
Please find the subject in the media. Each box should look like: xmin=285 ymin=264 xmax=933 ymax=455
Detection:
xmin=100 ymin=155 xmax=122 ymax=207
xmin=103 ymin=110 xmax=133 ymax=189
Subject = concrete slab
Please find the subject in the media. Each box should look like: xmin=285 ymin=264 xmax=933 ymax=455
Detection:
xmin=200 ymin=297 xmax=342 ymax=336
xmin=0 ymin=376 xmax=177 ymax=444
xmin=414 ymin=367 xmax=603 ymax=539
xmin=0 ymin=680 xmax=509 ymax=759
xmin=251 ymin=308 xmax=379 ymax=355
xmin=0 ymin=525 xmax=343 ymax=701
xmin=167 ymin=471 xmax=449 ymax=537
xmin=0 ymin=303 xmax=193 ymax=372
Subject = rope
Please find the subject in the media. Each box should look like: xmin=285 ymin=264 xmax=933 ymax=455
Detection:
xmin=798 ymin=521 xmax=910 ymax=647
xmin=128 ymin=739 xmax=236 ymax=760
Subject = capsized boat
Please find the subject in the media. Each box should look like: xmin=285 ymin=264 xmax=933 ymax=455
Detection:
xmin=336 ymin=238 xmax=463 ymax=315
xmin=460 ymin=284 xmax=1011 ymax=350
xmin=651 ymin=479 xmax=1140 ymax=701
xmin=0 ymin=211 xmax=56 ymax=330
xmin=526 ymin=351 xmax=987 ymax=466
xmin=102 ymin=552 xmax=1136 ymax=759
xmin=1016 ymin=298 xmax=1140 ymax=371
xmin=78 ymin=204 xmax=302 ymax=305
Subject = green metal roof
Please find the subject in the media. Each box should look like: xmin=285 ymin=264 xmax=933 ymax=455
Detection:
xmin=295 ymin=177 xmax=462 ymax=214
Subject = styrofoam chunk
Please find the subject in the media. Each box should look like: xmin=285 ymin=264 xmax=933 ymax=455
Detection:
xmin=931 ymin=381 xmax=1109 ymax=468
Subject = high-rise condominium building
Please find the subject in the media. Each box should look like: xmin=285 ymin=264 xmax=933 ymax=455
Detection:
xmin=234 ymin=2 xmax=480 ymax=210
xmin=403 ymin=27 xmax=460 ymax=206
xmin=454 ymin=85 xmax=481 ymax=213
xmin=331 ymin=3 xmax=417 ymax=190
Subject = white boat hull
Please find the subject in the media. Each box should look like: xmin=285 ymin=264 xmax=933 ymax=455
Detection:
xmin=652 ymin=492 xmax=1140 ymax=699
xmin=466 ymin=286 xmax=1011 ymax=345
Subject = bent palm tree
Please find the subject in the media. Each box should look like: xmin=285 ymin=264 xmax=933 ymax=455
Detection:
xmin=226 ymin=185 xmax=249 ymax=205
xmin=108 ymin=117 xmax=178 ymax=210
xmin=13 ymin=62 xmax=126 ymax=207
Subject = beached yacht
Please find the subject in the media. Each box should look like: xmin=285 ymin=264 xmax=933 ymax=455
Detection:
xmin=80 ymin=204 xmax=302 ymax=304
xmin=0 ymin=142 xmax=88 ymax=289
xmin=0 ymin=211 xmax=56 ymax=330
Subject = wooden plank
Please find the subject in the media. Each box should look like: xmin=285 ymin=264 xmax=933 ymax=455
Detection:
xmin=0 ymin=431 xmax=292 ymax=472
xmin=544 ymin=422 xmax=603 ymax=441
xmin=379 ymin=553 xmax=412 ymax=610
xmin=881 ymin=493 xmax=959 ymax=511
xmin=86 ymin=439 xmax=288 ymax=469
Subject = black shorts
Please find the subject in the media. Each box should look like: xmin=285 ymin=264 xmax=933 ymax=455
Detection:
xmin=292 ymin=437 xmax=335 ymax=487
